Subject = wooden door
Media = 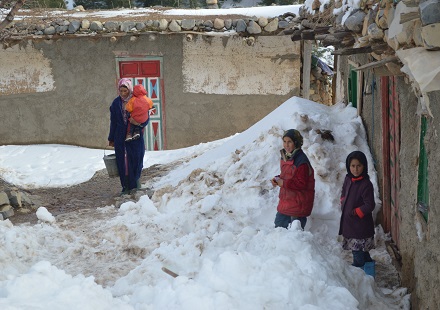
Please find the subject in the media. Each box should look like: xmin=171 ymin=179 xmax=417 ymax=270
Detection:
xmin=117 ymin=58 xmax=165 ymax=151
xmin=381 ymin=76 xmax=401 ymax=247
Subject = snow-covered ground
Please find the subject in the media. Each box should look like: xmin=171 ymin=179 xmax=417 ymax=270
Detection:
xmin=0 ymin=97 xmax=409 ymax=309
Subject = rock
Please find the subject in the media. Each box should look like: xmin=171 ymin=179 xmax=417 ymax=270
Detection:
xmin=74 ymin=5 xmax=85 ymax=11
xmin=5 ymin=189 xmax=21 ymax=208
xmin=56 ymin=25 xmax=68 ymax=33
xmin=419 ymin=0 xmax=440 ymax=26
xmin=181 ymin=19 xmax=195 ymax=30
xmin=81 ymin=20 xmax=90 ymax=30
xmin=278 ymin=20 xmax=289 ymax=29
xmin=345 ymin=10 xmax=367 ymax=33
xmin=90 ymin=21 xmax=103 ymax=32
xmin=203 ymin=20 xmax=213 ymax=28
xmin=43 ymin=26 xmax=56 ymax=35
xmin=368 ymin=23 xmax=384 ymax=39
xmin=168 ymin=20 xmax=181 ymax=32
xmin=236 ymin=19 xmax=247 ymax=33
xmin=0 ymin=191 xmax=9 ymax=206
xmin=136 ymin=22 xmax=145 ymax=31
xmin=214 ymin=18 xmax=224 ymax=30
xmin=158 ymin=19 xmax=168 ymax=31
xmin=104 ymin=21 xmax=119 ymax=32
xmin=258 ymin=17 xmax=268 ymax=27
xmin=0 ymin=205 xmax=14 ymax=219
xmin=422 ymin=23 xmax=440 ymax=50
xmin=14 ymin=22 xmax=28 ymax=31
xmin=68 ymin=20 xmax=81 ymax=33
xmin=247 ymin=20 xmax=262 ymax=34
xmin=224 ymin=19 xmax=232 ymax=30
xmin=121 ymin=21 xmax=136 ymax=32
xmin=264 ymin=18 xmax=279 ymax=32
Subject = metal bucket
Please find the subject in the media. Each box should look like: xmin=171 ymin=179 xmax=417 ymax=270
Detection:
xmin=103 ymin=153 xmax=119 ymax=178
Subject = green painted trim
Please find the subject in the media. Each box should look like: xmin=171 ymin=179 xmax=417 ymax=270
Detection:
xmin=417 ymin=116 xmax=429 ymax=221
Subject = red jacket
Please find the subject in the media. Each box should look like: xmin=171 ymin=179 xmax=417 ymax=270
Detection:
xmin=126 ymin=84 xmax=153 ymax=123
xmin=277 ymin=149 xmax=315 ymax=217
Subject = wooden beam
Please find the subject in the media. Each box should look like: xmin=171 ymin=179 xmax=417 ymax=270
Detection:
xmin=302 ymin=40 xmax=312 ymax=100
xmin=352 ymin=56 xmax=399 ymax=71
xmin=332 ymin=46 xmax=372 ymax=55
xmin=315 ymin=32 xmax=354 ymax=47
xmin=290 ymin=27 xmax=330 ymax=41
xmin=301 ymin=30 xmax=316 ymax=40
xmin=280 ymin=28 xmax=296 ymax=36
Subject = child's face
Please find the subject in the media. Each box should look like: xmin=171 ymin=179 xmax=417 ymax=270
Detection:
xmin=119 ymin=87 xmax=130 ymax=99
xmin=283 ymin=137 xmax=295 ymax=153
xmin=349 ymin=159 xmax=364 ymax=177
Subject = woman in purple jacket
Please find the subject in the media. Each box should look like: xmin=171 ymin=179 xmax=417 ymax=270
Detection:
xmin=339 ymin=151 xmax=376 ymax=274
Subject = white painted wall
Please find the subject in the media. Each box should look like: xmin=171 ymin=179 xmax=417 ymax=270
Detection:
xmin=0 ymin=44 xmax=55 ymax=95
xmin=182 ymin=35 xmax=301 ymax=95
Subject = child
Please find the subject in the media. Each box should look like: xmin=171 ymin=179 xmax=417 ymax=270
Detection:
xmin=125 ymin=84 xmax=153 ymax=142
xmin=339 ymin=151 xmax=376 ymax=276
xmin=271 ymin=129 xmax=315 ymax=230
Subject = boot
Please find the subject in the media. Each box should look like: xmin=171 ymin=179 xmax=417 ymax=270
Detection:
xmin=363 ymin=261 xmax=376 ymax=278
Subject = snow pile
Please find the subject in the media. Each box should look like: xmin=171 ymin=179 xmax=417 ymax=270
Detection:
xmin=0 ymin=97 xmax=409 ymax=309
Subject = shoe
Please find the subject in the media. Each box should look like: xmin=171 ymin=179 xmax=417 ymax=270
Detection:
xmin=119 ymin=189 xmax=129 ymax=196
xmin=363 ymin=261 xmax=376 ymax=278
xmin=125 ymin=135 xmax=133 ymax=142
xmin=132 ymin=133 xmax=140 ymax=140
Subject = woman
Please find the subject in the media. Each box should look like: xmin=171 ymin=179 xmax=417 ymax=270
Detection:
xmin=108 ymin=78 xmax=148 ymax=195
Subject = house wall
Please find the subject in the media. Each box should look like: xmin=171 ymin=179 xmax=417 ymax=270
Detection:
xmin=337 ymin=54 xmax=440 ymax=309
xmin=399 ymin=90 xmax=440 ymax=310
xmin=0 ymin=34 xmax=301 ymax=149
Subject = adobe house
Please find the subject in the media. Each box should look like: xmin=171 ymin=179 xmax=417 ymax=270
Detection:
xmin=0 ymin=7 xmax=321 ymax=151
xmin=289 ymin=0 xmax=440 ymax=308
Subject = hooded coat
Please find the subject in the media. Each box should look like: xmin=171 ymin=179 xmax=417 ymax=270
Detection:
xmin=125 ymin=84 xmax=153 ymax=124
xmin=338 ymin=151 xmax=375 ymax=239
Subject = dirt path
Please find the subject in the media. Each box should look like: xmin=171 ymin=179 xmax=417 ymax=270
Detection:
xmin=5 ymin=163 xmax=172 ymax=225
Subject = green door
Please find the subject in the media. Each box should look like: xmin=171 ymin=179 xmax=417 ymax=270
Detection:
xmin=348 ymin=66 xmax=358 ymax=108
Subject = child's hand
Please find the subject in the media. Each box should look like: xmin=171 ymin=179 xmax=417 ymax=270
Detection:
xmin=271 ymin=176 xmax=281 ymax=187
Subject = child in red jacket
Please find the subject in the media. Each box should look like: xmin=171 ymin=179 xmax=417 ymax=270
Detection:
xmin=271 ymin=129 xmax=315 ymax=230
xmin=125 ymin=84 xmax=153 ymax=142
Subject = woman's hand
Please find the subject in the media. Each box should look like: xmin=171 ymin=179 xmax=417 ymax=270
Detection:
xmin=108 ymin=141 xmax=114 ymax=147
xmin=129 ymin=117 xmax=140 ymax=126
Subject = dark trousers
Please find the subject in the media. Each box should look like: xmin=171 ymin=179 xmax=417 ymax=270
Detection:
xmin=274 ymin=212 xmax=307 ymax=230
xmin=352 ymin=250 xmax=373 ymax=267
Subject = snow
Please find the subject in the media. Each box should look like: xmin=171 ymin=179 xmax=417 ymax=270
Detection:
xmin=20 ymin=5 xmax=302 ymax=20
xmin=36 ymin=207 xmax=56 ymax=223
xmin=0 ymin=97 xmax=410 ymax=309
